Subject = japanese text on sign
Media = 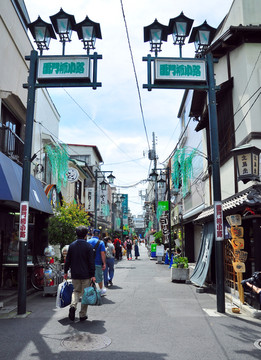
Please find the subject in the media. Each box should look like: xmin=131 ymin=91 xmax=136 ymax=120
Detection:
xmin=155 ymin=58 xmax=206 ymax=82
xmin=160 ymin=64 xmax=202 ymax=78
xmin=214 ymin=202 xmax=223 ymax=241
xmin=19 ymin=201 xmax=29 ymax=242
xmin=43 ymin=62 xmax=85 ymax=75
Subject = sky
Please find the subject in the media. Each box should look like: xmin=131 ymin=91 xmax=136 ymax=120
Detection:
xmin=24 ymin=0 xmax=233 ymax=216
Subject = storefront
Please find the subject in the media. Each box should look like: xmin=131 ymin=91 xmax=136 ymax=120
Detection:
xmin=192 ymin=185 xmax=261 ymax=309
xmin=0 ymin=152 xmax=53 ymax=288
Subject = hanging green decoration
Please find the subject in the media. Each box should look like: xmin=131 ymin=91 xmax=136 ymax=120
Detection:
xmin=171 ymin=147 xmax=197 ymax=196
xmin=45 ymin=143 xmax=69 ymax=192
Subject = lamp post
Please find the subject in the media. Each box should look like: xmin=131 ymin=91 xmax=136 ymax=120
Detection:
xmin=143 ymin=13 xmax=225 ymax=313
xmin=143 ymin=19 xmax=168 ymax=57
xmin=112 ymin=193 xmax=123 ymax=231
xmin=150 ymin=167 xmax=172 ymax=258
xmin=149 ymin=169 xmax=159 ymax=231
xmin=94 ymin=170 xmax=115 ymax=229
xmin=18 ymin=10 xmax=102 ymax=315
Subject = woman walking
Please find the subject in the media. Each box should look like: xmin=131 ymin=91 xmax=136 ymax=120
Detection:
xmin=104 ymin=237 xmax=115 ymax=287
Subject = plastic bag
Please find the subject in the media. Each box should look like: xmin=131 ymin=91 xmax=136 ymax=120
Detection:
xmin=82 ymin=283 xmax=102 ymax=306
xmin=56 ymin=281 xmax=73 ymax=308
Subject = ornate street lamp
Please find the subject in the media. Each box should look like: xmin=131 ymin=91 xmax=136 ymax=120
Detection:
xmin=231 ymin=144 xmax=260 ymax=184
xmin=28 ymin=16 xmax=56 ymax=55
xmin=50 ymin=8 xmax=76 ymax=55
xmin=107 ymin=173 xmax=116 ymax=185
xmin=74 ymin=16 xmax=102 ymax=54
xmin=144 ymin=19 xmax=168 ymax=57
xmin=149 ymin=169 xmax=158 ymax=181
xmin=157 ymin=176 xmax=166 ymax=189
xmin=168 ymin=12 xmax=194 ymax=57
xmin=189 ymin=20 xmax=216 ymax=55
xmin=100 ymin=179 xmax=108 ymax=191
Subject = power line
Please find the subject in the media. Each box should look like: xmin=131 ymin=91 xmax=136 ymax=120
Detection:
xmin=120 ymin=0 xmax=150 ymax=150
xmin=62 ymin=89 xmax=147 ymax=170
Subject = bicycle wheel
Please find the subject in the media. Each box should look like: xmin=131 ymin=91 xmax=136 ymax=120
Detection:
xmin=31 ymin=265 xmax=44 ymax=291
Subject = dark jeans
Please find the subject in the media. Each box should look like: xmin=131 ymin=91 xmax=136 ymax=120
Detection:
xmin=104 ymin=257 xmax=115 ymax=285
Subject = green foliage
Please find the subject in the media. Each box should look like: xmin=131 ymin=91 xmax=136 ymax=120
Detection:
xmin=172 ymin=256 xmax=188 ymax=268
xmin=48 ymin=202 xmax=90 ymax=250
xmin=153 ymin=230 xmax=163 ymax=245
xmin=45 ymin=144 xmax=69 ymax=192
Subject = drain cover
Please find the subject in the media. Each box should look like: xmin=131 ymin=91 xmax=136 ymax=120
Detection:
xmin=254 ymin=339 xmax=261 ymax=350
xmin=61 ymin=333 xmax=111 ymax=351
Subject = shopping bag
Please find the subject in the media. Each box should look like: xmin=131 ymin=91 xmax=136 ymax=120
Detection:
xmin=57 ymin=281 xmax=74 ymax=308
xmin=82 ymin=283 xmax=102 ymax=306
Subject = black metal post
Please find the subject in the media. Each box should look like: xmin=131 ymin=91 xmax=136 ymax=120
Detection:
xmin=206 ymin=52 xmax=225 ymax=313
xmin=18 ymin=50 xmax=38 ymax=315
xmin=167 ymin=167 xmax=172 ymax=258
xmin=94 ymin=170 xmax=98 ymax=229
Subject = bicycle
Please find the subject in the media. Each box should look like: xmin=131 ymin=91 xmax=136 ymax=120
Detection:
xmin=31 ymin=256 xmax=45 ymax=291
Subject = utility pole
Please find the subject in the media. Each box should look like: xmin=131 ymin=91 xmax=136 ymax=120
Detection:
xmin=152 ymin=132 xmax=159 ymax=231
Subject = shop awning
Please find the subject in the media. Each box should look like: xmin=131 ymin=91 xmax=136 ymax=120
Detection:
xmin=0 ymin=152 xmax=53 ymax=214
xmin=193 ymin=185 xmax=261 ymax=223
xmin=190 ymin=222 xmax=214 ymax=287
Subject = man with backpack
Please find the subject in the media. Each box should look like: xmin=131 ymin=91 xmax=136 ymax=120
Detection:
xmin=87 ymin=229 xmax=107 ymax=296
xmin=64 ymin=226 xmax=95 ymax=322
xmin=126 ymin=237 xmax=133 ymax=260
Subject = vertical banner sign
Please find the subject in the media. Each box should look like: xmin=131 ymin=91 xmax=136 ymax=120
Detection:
xmin=100 ymin=188 xmax=108 ymax=217
xmin=160 ymin=214 xmax=169 ymax=243
xmin=86 ymin=188 xmax=94 ymax=212
xmin=214 ymin=201 xmax=223 ymax=241
xmin=19 ymin=201 xmax=29 ymax=242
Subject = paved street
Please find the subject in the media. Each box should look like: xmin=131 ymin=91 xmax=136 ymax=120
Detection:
xmin=0 ymin=243 xmax=260 ymax=360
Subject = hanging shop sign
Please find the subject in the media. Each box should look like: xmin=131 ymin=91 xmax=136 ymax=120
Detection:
xmin=37 ymin=56 xmax=90 ymax=82
xmin=19 ymin=201 xmax=29 ymax=242
xmin=154 ymin=58 xmax=206 ymax=83
xmin=86 ymin=188 xmax=94 ymax=212
xmin=160 ymin=214 xmax=169 ymax=243
xmin=227 ymin=213 xmax=248 ymax=303
xmin=66 ymin=168 xmax=79 ymax=183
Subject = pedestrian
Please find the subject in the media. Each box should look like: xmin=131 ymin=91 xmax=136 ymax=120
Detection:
xmin=87 ymin=229 xmax=107 ymax=296
xmin=134 ymin=237 xmax=140 ymax=259
xmin=114 ymin=237 xmax=122 ymax=260
xmin=126 ymin=236 xmax=132 ymax=260
xmin=104 ymin=236 xmax=115 ymax=287
xmin=64 ymin=225 xmax=96 ymax=322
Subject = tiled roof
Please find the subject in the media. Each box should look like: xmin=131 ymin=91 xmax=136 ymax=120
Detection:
xmin=194 ymin=186 xmax=260 ymax=223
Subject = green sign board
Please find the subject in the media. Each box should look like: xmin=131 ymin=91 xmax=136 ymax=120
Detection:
xmin=158 ymin=201 xmax=169 ymax=212
xmin=37 ymin=56 xmax=90 ymax=81
xmin=151 ymin=243 xmax=157 ymax=253
xmin=154 ymin=58 xmax=206 ymax=82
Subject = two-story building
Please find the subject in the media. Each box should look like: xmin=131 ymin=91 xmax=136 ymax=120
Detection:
xmin=176 ymin=0 xmax=261 ymax=305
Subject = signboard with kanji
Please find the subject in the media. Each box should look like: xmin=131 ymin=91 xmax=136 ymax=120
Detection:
xmin=154 ymin=58 xmax=206 ymax=82
xmin=38 ymin=56 xmax=90 ymax=81
xmin=19 ymin=201 xmax=29 ymax=242
xmin=214 ymin=202 xmax=223 ymax=241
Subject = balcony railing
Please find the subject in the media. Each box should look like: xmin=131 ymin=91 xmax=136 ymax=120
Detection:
xmin=0 ymin=125 xmax=24 ymax=165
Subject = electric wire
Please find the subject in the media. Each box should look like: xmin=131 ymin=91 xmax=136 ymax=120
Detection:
xmin=63 ymin=89 xmax=146 ymax=170
xmin=120 ymin=0 xmax=150 ymax=150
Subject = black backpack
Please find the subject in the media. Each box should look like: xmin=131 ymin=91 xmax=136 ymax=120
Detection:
xmin=126 ymin=240 xmax=132 ymax=250
xmin=93 ymin=240 xmax=100 ymax=259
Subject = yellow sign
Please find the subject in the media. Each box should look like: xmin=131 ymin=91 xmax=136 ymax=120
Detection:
xmin=231 ymin=238 xmax=244 ymax=249
xmin=231 ymin=226 xmax=244 ymax=238
xmin=233 ymin=261 xmax=246 ymax=273
xmin=234 ymin=250 xmax=248 ymax=262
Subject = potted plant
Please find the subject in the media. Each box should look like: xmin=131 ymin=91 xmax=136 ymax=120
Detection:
xmin=171 ymin=256 xmax=189 ymax=282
